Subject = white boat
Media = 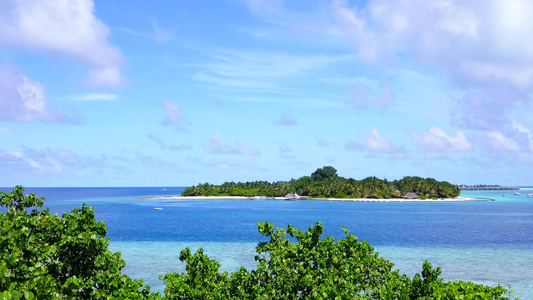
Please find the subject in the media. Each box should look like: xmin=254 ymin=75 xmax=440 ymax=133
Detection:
xmin=155 ymin=207 xmax=163 ymax=210
xmin=527 ymin=193 xmax=533 ymax=198
xmin=514 ymin=192 xmax=521 ymax=195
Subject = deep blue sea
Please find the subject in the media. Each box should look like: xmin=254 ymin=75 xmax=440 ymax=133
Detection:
xmin=2 ymin=186 xmax=533 ymax=298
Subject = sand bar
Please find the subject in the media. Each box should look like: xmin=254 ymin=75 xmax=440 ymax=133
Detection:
xmin=138 ymin=196 xmax=491 ymax=202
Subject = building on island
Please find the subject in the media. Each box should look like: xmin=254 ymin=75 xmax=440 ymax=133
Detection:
xmin=285 ymin=193 xmax=309 ymax=200
xmin=403 ymin=192 xmax=419 ymax=199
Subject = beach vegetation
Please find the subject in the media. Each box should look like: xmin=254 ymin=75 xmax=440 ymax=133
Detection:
xmin=1 ymin=187 xmax=509 ymax=299
xmin=182 ymin=166 xmax=461 ymax=199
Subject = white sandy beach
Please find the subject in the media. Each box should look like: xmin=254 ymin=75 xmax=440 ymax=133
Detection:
xmin=138 ymin=196 xmax=488 ymax=202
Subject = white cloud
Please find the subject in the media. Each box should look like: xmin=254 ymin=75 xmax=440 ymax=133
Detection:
xmin=346 ymin=128 xmax=406 ymax=157
xmin=512 ymin=122 xmax=533 ymax=151
xmin=0 ymin=147 xmax=111 ymax=173
xmin=329 ymin=0 xmax=533 ymax=130
xmin=332 ymin=0 xmax=532 ymax=70
xmin=237 ymin=142 xmax=260 ymax=156
xmin=133 ymin=149 xmax=186 ymax=173
xmin=146 ymin=134 xmax=192 ymax=151
xmin=487 ymin=131 xmax=520 ymax=151
xmin=204 ymin=135 xmax=236 ymax=154
xmin=0 ymin=0 xmax=124 ymax=87
xmin=116 ymin=20 xmax=174 ymax=43
xmin=203 ymin=134 xmax=260 ymax=156
xmin=152 ymin=21 xmax=174 ymax=43
xmin=71 ymin=93 xmax=118 ymax=101
xmin=0 ymin=150 xmax=40 ymax=169
xmin=218 ymin=163 xmax=231 ymax=171
xmin=0 ymin=65 xmax=78 ymax=123
xmin=87 ymin=67 xmax=123 ymax=87
xmin=477 ymin=123 xmax=533 ymax=163
xmin=189 ymin=48 xmax=355 ymax=91
xmin=162 ymin=101 xmax=183 ymax=125
xmin=365 ymin=128 xmax=396 ymax=152
xmin=412 ymin=126 xmax=472 ymax=152
xmin=241 ymin=0 xmax=533 ymax=94
xmin=240 ymin=0 xmax=533 ymax=130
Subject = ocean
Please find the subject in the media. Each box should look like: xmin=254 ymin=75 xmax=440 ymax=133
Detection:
xmin=2 ymin=186 xmax=532 ymax=298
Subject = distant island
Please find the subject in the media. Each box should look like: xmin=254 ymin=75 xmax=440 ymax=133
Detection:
xmin=181 ymin=166 xmax=461 ymax=200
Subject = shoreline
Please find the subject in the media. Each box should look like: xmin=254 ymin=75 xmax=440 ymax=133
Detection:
xmin=138 ymin=195 xmax=491 ymax=202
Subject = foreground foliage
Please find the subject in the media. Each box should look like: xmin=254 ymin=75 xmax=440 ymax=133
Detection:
xmin=1 ymin=187 xmax=511 ymax=299
xmin=165 ymin=222 xmax=511 ymax=300
xmin=182 ymin=166 xmax=461 ymax=199
xmin=0 ymin=186 xmax=156 ymax=299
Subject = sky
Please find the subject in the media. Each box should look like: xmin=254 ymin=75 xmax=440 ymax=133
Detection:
xmin=1 ymin=0 xmax=533 ymax=187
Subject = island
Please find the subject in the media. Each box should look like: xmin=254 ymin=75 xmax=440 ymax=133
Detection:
xmin=178 ymin=166 xmax=462 ymax=200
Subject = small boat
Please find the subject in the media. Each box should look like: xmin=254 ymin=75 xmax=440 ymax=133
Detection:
xmin=527 ymin=193 xmax=533 ymax=198
xmin=514 ymin=192 xmax=521 ymax=195
xmin=155 ymin=207 xmax=163 ymax=210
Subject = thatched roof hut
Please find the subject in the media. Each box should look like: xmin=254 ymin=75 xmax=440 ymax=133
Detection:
xmin=403 ymin=192 xmax=419 ymax=199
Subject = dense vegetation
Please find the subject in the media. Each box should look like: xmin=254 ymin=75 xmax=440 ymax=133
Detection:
xmin=182 ymin=166 xmax=461 ymax=199
xmin=1 ymin=187 xmax=510 ymax=299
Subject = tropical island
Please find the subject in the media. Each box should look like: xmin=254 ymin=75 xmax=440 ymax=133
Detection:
xmin=181 ymin=166 xmax=461 ymax=200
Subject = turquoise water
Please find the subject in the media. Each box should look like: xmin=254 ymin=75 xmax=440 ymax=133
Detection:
xmin=110 ymin=241 xmax=533 ymax=297
xmin=3 ymin=187 xmax=533 ymax=298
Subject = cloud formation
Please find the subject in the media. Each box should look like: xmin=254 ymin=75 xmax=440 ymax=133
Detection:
xmin=203 ymin=134 xmax=260 ymax=156
xmin=242 ymin=0 xmax=533 ymax=130
xmin=0 ymin=0 xmax=124 ymax=87
xmin=162 ymin=101 xmax=183 ymax=125
xmin=276 ymin=116 xmax=297 ymax=126
xmin=71 ymin=94 xmax=118 ymax=101
xmin=412 ymin=126 xmax=472 ymax=152
xmin=146 ymin=134 xmax=192 ymax=151
xmin=0 ymin=147 xmax=110 ymax=173
xmin=487 ymin=131 xmax=520 ymax=152
xmin=346 ymin=81 xmax=394 ymax=110
xmin=0 ymin=66 xmax=79 ymax=123
xmin=117 ymin=20 xmax=174 ymax=43
xmin=481 ymin=123 xmax=533 ymax=163
xmin=330 ymin=0 xmax=533 ymax=129
xmin=346 ymin=128 xmax=405 ymax=157
xmin=189 ymin=48 xmax=355 ymax=91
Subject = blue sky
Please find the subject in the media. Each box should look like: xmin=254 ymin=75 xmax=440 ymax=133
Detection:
xmin=1 ymin=0 xmax=533 ymax=187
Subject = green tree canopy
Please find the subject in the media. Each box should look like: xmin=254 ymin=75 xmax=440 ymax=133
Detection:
xmin=0 ymin=186 xmax=157 ymax=299
xmin=164 ymin=221 xmax=511 ymax=299
xmin=182 ymin=166 xmax=461 ymax=199
xmin=311 ymin=166 xmax=338 ymax=181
